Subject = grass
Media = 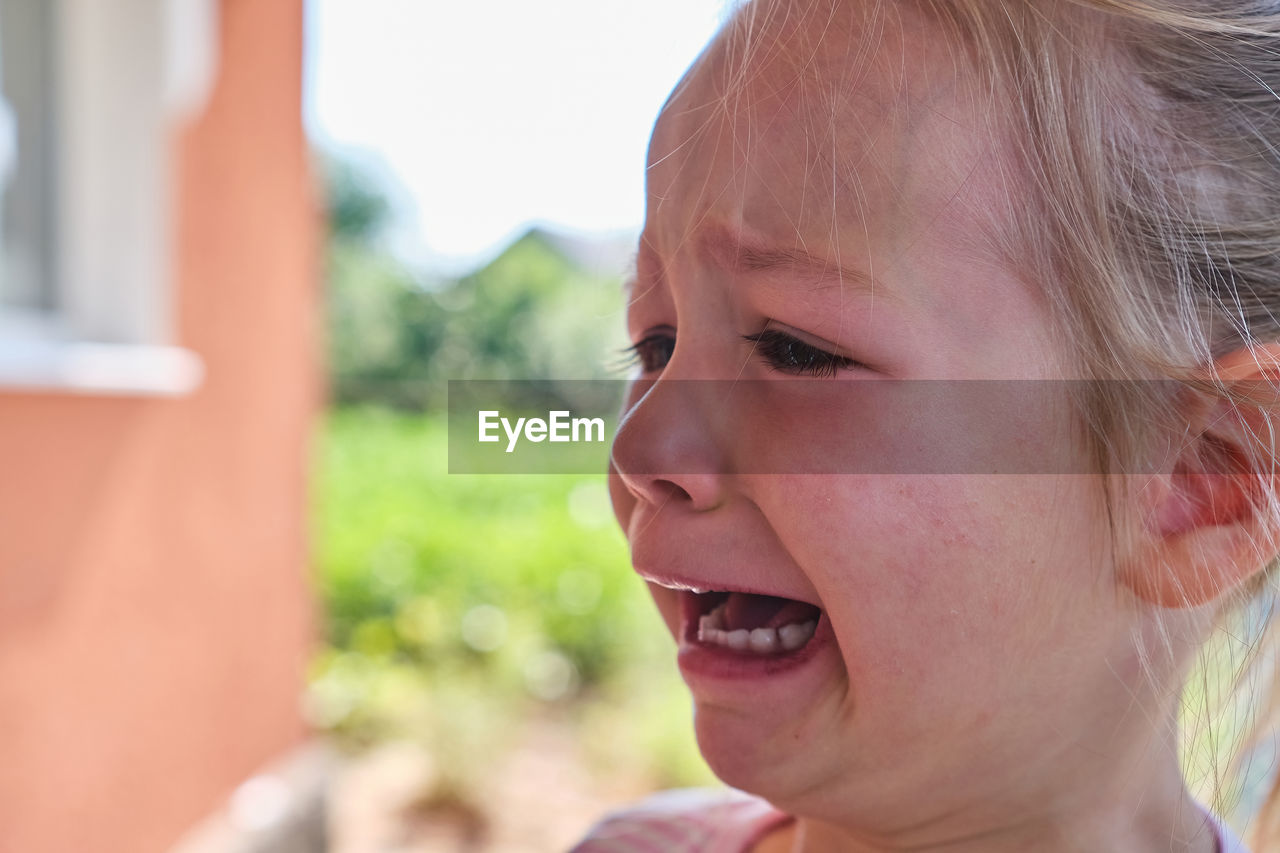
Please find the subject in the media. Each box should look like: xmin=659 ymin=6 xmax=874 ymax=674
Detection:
xmin=308 ymin=405 xmax=715 ymax=807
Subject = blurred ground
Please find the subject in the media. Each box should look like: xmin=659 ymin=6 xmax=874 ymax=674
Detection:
xmin=172 ymin=711 xmax=662 ymax=853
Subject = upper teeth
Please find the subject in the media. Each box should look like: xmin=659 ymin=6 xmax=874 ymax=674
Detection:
xmin=696 ymin=601 xmax=817 ymax=654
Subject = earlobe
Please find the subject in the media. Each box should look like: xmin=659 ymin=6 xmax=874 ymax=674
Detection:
xmin=1119 ymin=344 xmax=1280 ymax=609
xmin=1121 ymin=526 xmax=1275 ymax=609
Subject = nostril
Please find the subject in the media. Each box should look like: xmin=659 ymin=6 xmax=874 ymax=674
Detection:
xmin=651 ymin=476 xmax=695 ymax=505
xmin=610 ymin=446 xmax=725 ymax=512
xmin=609 ymin=447 xmax=694 ymax=507
xmin=609 ymin=377 xmax=730 ymax=512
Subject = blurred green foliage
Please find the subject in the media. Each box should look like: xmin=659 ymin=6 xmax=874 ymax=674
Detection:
xmin=322 ymin=157 xmax=629 ymax=409
xmin=312 ymin=157 xmax=713 ymax=809
xmin=316 ymin=409 xmax=635 ymax=686
xmin=309 ymin=408 xmax=713 ymax=798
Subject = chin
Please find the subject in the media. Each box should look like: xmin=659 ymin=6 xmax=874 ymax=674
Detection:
xmin=691 ymin=699 xmax=886 ymax=828
xmin=691 ymin=700 xmax=806 ymax=801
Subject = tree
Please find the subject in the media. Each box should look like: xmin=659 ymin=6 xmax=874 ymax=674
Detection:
xmin=320 ymin=154 xmax=628 ymax=410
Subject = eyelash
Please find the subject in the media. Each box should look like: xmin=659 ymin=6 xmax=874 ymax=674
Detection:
xmin=619 ymin=328 xmax=863 ymax=377
xmin=743 ymin=329 xmax=864 ymax=377
xmin=618 ymin=331 xmax=676 ymax=374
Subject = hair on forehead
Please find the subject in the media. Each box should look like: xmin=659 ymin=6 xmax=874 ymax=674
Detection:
xmin=652 ymin=0 xmax=1030 ymax=278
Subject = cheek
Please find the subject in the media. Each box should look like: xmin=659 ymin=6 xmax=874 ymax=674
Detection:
xmin=728 ymin=378 xmax=1090 ymax=478
xmin=763 ymin=475 xmax=1112 ymax=685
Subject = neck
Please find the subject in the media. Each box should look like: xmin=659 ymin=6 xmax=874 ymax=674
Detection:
xmin=787 ymin=791 xmax=1219 ymax=853
xmin=775 ymin=735 xmax=1221 ymax=853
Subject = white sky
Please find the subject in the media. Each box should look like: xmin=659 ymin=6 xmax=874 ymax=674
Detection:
xmin=304 ymin=0 xmax=731 ymax=275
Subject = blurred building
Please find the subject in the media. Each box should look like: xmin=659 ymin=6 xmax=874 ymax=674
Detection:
xmin=0 ymin=1 xmax=318 ymax=851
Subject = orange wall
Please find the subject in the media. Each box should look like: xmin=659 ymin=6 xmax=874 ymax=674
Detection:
xmin=0 ymin=1 xmax=318 ymax=851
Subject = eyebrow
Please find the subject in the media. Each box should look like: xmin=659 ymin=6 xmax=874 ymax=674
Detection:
xmin=697 ymin=225 xmax=892 ymax=300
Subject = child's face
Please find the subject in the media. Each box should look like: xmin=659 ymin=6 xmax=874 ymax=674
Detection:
xmin=609 ymin=1 xmax=1165 ymax=835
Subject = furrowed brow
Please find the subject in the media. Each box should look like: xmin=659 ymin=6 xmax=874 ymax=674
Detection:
xmin=699 ymin=225 xmax=889 ymax=299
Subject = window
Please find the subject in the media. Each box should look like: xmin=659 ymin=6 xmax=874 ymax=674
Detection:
xmin=0 ymin=0 xmax=216 ymax=395
xmin=0 ymin=0 xmax=55 ymax=324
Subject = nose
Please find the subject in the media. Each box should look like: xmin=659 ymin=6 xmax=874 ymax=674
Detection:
xmin=609 ymin=376 xmax=731 ymax=514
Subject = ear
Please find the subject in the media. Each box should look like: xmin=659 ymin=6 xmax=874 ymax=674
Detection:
xmin=1119 ymin=343 xmax=1280 ymax=608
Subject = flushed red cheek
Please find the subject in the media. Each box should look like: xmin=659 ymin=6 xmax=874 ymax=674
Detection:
xmin=733 ymin=382 xmax=1079 ymax=477
xmin=732 ymin=384 xmax=911 ymax=476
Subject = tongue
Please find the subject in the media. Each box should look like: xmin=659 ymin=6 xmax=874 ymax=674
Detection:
xmin=722 ymin=592 xmax=821 ymax=632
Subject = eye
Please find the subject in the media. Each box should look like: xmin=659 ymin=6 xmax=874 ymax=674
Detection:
xmin=619 ymin=329 xmax=676 ymax=374
xmin=742 ymin=329 xmax=865 ymax=377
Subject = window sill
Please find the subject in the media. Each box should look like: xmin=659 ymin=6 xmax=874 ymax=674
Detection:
xmin=0 ymin=340 xmax=204 ymax=397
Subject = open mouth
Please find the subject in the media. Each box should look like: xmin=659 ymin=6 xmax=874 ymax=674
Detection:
xmin=687 ymin=590 xmax=822 ymax=655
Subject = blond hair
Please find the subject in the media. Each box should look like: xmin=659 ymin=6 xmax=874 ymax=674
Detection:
xmin=920 ymin=0 xmax=1280 ymax=845
xmin=718 ymin=0 xmax=1280 ymax=844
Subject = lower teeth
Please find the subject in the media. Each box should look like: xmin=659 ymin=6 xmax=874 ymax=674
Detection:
xmin=696 ymin=602 xmax=818 ymax=654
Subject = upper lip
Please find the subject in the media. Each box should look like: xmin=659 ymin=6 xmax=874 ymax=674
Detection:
xmin=635 ymin=569 xmax=716 ymax=593
xmin=635 ymin=567 xmax=821 ymax=608
xmin=627 ymin=520 xmax=822 ymax=607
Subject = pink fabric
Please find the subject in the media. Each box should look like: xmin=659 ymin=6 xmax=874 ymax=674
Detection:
xmin=572 ymin=788 xmax=789 ymax=853
xmin=572 ymin=788 xmax=1251 ymax=853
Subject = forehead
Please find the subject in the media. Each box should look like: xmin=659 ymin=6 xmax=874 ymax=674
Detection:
xmin=646 ymin=0 xmax=1012 ymax=272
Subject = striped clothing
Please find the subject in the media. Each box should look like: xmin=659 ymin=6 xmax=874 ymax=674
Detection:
xmin=572 ymin=788 xmax=1253 ymax=852
xmin=572 ymin=789 xmax=786 ymax=853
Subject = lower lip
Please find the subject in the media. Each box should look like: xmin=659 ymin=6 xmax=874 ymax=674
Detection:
xmin=675 ymin=594 xmax=835 ymax=681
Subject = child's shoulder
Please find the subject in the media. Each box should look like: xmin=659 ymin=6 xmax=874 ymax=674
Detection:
xmin=571 ymin=787 xmax=791 ymax=853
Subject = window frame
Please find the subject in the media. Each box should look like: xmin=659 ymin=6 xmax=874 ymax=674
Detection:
xmin=0 ymin=0 xmax=217 ymax=396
